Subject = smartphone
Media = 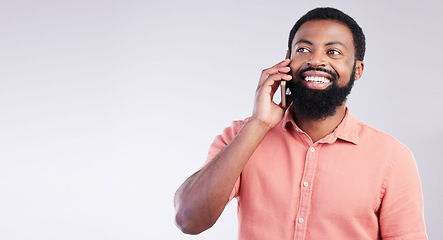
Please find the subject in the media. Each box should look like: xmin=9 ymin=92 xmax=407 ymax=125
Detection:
xmin=281 ymin=50 xmax=291 ymax=108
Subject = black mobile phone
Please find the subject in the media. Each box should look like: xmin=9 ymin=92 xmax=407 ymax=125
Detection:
xmin=281 ymin=50 xmax=291 ymax=108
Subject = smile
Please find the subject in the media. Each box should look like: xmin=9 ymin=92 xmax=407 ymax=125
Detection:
xmin=300 ymin=71 xmax=333 ymax=90
xmin=304 ymin=76 xmax=330 ymax=83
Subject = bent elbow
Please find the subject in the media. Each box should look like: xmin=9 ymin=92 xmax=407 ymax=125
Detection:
xmin=175 ymin=209 xmax=205 ymax=235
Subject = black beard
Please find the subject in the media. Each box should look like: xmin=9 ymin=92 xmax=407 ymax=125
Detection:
xmin=287 ymin=63 xmax=356 ymax=120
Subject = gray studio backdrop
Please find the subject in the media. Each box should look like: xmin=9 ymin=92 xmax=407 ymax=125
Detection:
xmin=0 ymin=0 xmax=441 ymax=239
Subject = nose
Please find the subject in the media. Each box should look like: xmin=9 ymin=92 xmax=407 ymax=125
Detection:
xmin=307 ymin=51 xmax=327 ymax=67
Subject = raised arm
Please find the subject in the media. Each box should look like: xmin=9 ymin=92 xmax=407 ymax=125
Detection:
xmin=174 ymin=59 xmax=292 ymax=234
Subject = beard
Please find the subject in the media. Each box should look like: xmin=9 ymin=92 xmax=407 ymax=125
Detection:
xmin=287 ymin=62 xmax=356 ymax=120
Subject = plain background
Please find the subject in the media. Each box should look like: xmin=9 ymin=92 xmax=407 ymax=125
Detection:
xmin=0 ymin=0 xmax=442 ymax=239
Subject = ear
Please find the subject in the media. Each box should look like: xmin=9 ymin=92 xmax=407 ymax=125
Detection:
xmin=354 ymin=60 xmax=364 ymax=80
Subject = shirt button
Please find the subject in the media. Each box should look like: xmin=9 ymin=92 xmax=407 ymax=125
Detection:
xmin=303 ymin=182 xmax=309 ymax=187
xmin=298 ymin=218 xmax=304 ymax=223
xmin=310 ymin=147 xmax=315 ymax=152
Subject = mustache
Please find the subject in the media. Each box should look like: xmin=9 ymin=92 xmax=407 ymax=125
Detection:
xmin=297 ymin=66 xmax=339 ymax=81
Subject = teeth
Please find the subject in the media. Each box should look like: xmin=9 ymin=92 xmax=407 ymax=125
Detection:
xmin=304 ymin=76 xmax=330 ymax=83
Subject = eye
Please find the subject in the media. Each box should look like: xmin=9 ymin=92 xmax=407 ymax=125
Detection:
xmin=296 ymin=47 xmax=310 ymax=53
xmin=327 ymin=49 xmax=342 ymax=55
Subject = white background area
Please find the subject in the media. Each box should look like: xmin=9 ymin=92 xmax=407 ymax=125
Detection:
xmin=1 ymin=0 xmax=442 ymax=239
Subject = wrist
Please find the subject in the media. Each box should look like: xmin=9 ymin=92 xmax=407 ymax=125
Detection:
xmin=246 ymin=118 xmax=273 ymax=133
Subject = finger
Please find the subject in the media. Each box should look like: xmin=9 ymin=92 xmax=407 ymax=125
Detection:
xmin=276 ymin=66 xmax=291 ymax=74
xmin=263 ymin=59 xmax=291 ymax=77
xmin=264 ymin=73 xmax=292 ymax=88
xmin=258 ymin=59 xmax=291 ymax=86
xmin=260 ymin=66 xmax=290 ymax=84
xmin=260 ymin=73 xmax=292 ymax=94
xmin=275 ymin=58 xmax=291 ymax=67
xmin=270 ymin=74 xmax=292 ymax=95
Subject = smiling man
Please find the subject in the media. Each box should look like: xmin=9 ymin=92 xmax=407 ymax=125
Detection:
xmin=174 ymin=7 xmax=427 ymax=240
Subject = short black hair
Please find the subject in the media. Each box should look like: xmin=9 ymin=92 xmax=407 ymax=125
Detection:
xmin=288 ymin=7 xmax=366 ymax=61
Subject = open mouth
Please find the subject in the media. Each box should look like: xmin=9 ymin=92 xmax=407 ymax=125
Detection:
xmin=301 ymin=70 xmax=333 ymax=90
xmin=304 ymin=76 xmax=330 ymax=83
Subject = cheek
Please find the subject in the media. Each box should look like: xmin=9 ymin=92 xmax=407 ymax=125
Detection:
xmin=337 ymin=67 xmax=350 ymax=77
xmin=333 ymin=61 xmax=354 ymax=78
xmin=335 ymin=67 xmax=354 ymax=86
xmin=289 ymin=61 xmax=303 ymax=76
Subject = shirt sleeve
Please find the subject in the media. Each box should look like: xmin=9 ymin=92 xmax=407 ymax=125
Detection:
xmin=379 ymin=145 xmax=427 ymax=240
xmin=201 ymin=120 xmax=246 ymax=202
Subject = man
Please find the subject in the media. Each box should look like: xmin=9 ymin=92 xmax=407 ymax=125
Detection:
xmin=174 ymin=7 xmax=427 ymax=240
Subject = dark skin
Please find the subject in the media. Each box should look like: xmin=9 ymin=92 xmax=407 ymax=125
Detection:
xmin=174 ymin=20 xmax=364 ymax=234
xmin=289 ymin=20 xmax=364 ymax=142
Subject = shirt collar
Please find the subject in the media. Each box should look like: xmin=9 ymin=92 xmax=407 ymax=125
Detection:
xmin=282 ymin=104 xmax=360 ymax=145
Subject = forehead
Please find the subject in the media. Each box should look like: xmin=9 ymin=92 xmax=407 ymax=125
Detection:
xmin=292 ymin=20 xmax=354 ymax=49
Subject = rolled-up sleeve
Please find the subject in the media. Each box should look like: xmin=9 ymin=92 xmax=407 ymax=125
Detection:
xmin=379 ymin=145 xmax=427 ymax=240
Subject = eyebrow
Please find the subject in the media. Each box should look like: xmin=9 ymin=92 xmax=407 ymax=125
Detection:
xmin=294 ymin=40 xmax=313 ymax=46
xmin=325 ymin=41 xmax=347 ymax=49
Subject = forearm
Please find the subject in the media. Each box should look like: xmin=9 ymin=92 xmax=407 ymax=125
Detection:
xmin=175 ymin=58 xmax=291 ymax=234
xmin=174 ymin=119 xmax=270 ymax=234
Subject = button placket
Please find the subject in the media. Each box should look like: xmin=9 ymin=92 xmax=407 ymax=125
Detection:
xmin=294 ymin=144 xmax=320 ymax=239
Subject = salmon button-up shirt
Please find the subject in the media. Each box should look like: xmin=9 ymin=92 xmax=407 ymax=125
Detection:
xmin=205 ymin=107 xmax=427 ymax=240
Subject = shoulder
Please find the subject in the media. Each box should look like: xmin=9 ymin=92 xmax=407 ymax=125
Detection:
xmin=208 ymin=117 xmax=250 ymax=149
xmin=226 ymin=117 xmax=251 ymax=137
xmin=353 ymin=120 xmax=417 ymax=170
xmin=356 ymin=120 xmax=408 ymax=151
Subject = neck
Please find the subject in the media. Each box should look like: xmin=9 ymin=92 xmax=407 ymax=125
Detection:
xmin=293 ymin=104 xmax=347 ymax=143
